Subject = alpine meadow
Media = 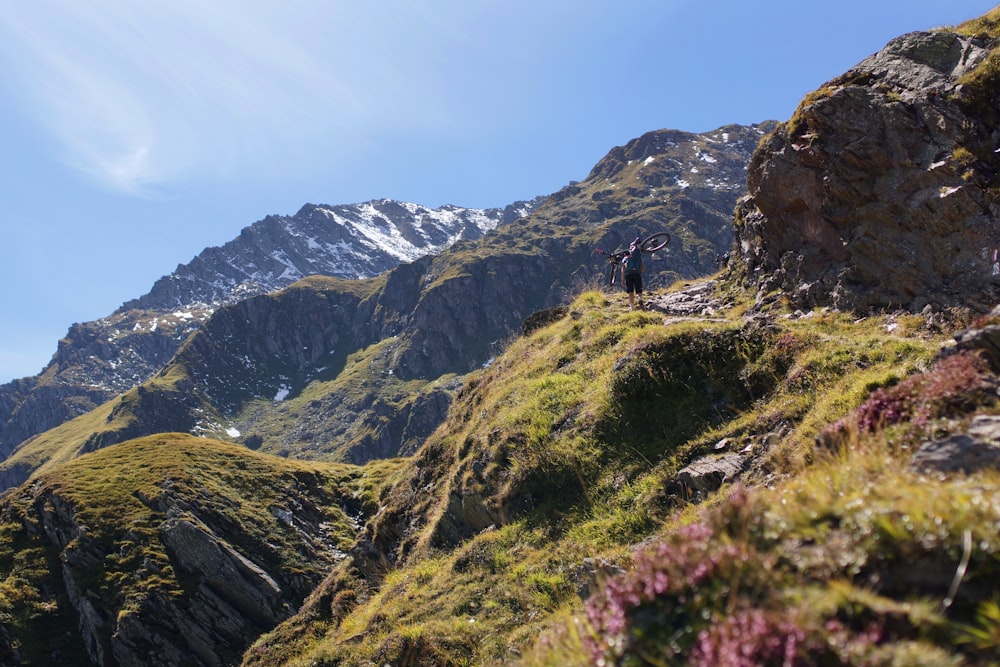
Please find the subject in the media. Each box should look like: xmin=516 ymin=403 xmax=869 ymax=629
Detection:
xmin=2 ymin=8 xmax=1000 ymax=667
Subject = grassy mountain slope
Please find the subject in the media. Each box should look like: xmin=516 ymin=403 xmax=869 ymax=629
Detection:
xmin=0 ymin=433 xmax=407 ymax=665
xmin=247 ymin=11 xmax=1000 ymax=665
xmin=241 ymin=281 xmax=1000 ymax=666
xmin=3 ymin=9 xmax=999 ymax=663
xmin=4 ymin=278 xmax=998 ymax=665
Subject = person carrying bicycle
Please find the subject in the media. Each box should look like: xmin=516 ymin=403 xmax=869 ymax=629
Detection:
xmin=621 ymin=236 xmax=645 ymax=310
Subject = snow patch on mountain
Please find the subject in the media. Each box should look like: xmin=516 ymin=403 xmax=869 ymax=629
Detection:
xmin=120 ymin=198 xmax=539 ymax=314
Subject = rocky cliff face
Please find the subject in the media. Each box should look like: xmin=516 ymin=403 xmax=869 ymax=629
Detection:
xmin=0 ymin=309 xmax=211 ymax=461
xmin=735 ymin=28 xmax=1000 ymax=313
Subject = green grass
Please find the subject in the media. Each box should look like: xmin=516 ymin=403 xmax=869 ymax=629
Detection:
xmin=953 ymin=6 xmax=1000 ymax=38
xmin=2 ymin=275 xmax=973 ymax=666
xmin=4 ymin=274 xmax=995 ymax=665
xmin=239 ymin=280 xmax=1000 ymax=666
xmin=0 ymin=433 xmax=407 ymax=665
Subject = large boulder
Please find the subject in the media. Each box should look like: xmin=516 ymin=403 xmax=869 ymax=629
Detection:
xmin=735 ymin=28 xmax=1000 ymax=313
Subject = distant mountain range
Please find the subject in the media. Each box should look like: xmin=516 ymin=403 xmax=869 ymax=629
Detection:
xmin=0 ymin=122 xmax=773 ymax=479
xmin=0 ymin=198 xmax=539 ymax=459
xmin=121 ymin=199 xmax=541 ymax=313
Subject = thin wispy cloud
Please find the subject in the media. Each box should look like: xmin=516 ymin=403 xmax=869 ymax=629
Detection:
xmin=0 ymin=1 xmax=382 ymax=194
xmin=0 ymin=1 xmax=641 ymax=196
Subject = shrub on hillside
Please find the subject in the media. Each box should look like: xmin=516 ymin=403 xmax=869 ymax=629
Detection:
xmin=583 ymin=521 xmax=747 ymax=664
xmin=581 ymin=490 xmax=892 ymax=666
xmin=836 ymin=350 xmax=996 ymax=440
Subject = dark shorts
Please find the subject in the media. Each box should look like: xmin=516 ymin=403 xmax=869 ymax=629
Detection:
xmin=624 ymin=272 xmax=642 ymax=294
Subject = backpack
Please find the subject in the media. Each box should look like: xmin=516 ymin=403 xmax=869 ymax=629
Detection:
xmin=623 ymin=249 xmax=642 ymax=275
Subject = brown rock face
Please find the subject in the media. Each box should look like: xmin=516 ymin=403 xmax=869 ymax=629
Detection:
xmin=735 ymin=29 xmax=1000 ymax=312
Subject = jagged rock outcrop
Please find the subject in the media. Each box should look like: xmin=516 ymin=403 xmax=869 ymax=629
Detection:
xmin=948 ymin=305 xmax=1000 ymax=369
xmin=670 ymin=452 xmax=748 ymax=501
xmin=914 ymin=303 xmax=1000 ymax=474
xmin=645 ymin=278 xmax=729 ymax=316
xmin=912 ymin=415 xmax=1000 ymax=474
xmin=735 ymin=28 xmax=1000 ymax=313
xmin=121 ymin=199 xmax=540 ymax=312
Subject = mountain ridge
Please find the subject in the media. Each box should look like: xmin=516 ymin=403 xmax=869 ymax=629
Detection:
xmin=118 ymin=198 xmax=542 ymax=313
xmin=0 ymin=198 xmax=538 ymax=460
xmin=0 ymin=122 xmax=770 ymax=479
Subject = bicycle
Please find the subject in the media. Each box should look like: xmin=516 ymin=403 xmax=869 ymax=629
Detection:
xmin=594 ymin=232 xmax=670 ymax=287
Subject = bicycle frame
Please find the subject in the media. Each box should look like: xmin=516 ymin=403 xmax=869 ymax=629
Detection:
xmin=594 ymin=232 xmax=670 ymax=287
xmin=594 ymin=248 xmax=629 ymax=286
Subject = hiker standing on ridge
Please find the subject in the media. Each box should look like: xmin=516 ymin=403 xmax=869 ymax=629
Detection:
xmin=621 ymin=237 xmax=644 ymax=311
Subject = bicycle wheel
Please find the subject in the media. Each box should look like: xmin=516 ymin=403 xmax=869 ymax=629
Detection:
xmin=640 ymin=232 xmax=670 ymax=253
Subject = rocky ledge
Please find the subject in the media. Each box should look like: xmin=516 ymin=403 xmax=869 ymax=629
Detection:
xmin=735 ymin=29 xmax=1000 ymax=314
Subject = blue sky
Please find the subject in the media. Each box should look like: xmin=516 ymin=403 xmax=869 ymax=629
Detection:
xmin=0 ymin=1 xmax=996 ymax=383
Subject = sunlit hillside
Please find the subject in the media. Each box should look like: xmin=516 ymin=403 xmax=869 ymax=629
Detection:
xmin=242 ymin=281 xmax=1000 ymax=666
